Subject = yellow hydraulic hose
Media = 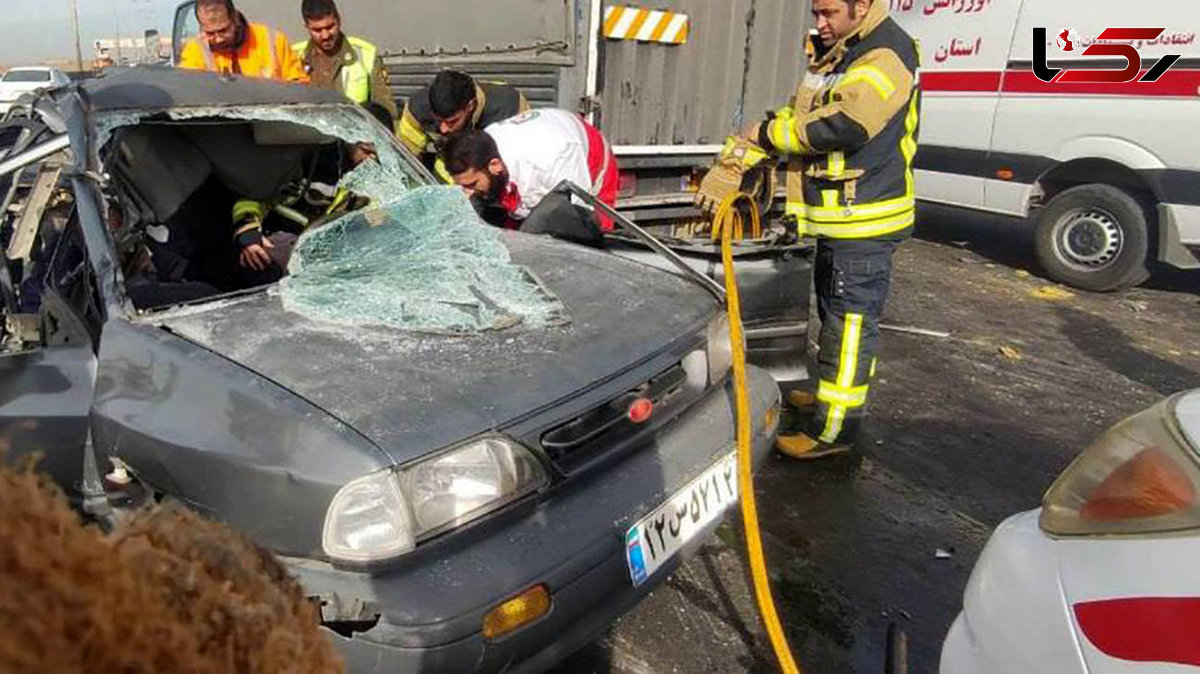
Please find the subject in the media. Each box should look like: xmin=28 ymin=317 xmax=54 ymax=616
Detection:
xmin=711 ymin=192 xmax=801 ymax=674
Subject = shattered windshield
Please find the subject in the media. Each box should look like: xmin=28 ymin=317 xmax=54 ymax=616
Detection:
xmin=98 ymin=105 xmax=565 ymax=333
xmin=283 ymin=186 xmax=565 ymax=333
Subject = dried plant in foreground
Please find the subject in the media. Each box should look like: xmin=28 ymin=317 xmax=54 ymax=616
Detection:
xmin=0 ymin=462 xmax=343 ymax=673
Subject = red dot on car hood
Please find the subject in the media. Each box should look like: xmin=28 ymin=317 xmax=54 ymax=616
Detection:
xmin=628 ymin=398 xmax=654 ymax=424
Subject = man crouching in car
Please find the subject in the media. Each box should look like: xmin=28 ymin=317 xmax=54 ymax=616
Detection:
xmin=442 ymin=108 xmax=619 ymax=247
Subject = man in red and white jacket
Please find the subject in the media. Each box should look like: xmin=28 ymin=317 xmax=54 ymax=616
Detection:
xmin=443 ymin=109 xmax=619 ymax=238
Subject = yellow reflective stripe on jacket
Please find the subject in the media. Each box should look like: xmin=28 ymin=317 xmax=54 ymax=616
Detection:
xmin=326 ymin=188 xmax=351 ymax=215
xmin=806 ymin=210 xmax=915 ymax=238
xmin=803 ymin=195 xmax=915 ymax=223
xmin=232 ymin=199 xmax=266 ymax=223
xmin=837 ymin=65 xmax=896 ymax=100
xmin=398 ymin=110 xmax=429 ymax=155
xmin=433 ymin=157 xmax=453 ymax=184
xmin=768 ymin=117 xmax=803 ymax=155
xmin=821 ymin=313 xmax=865 ymax=443
xmin=900 ymin=91 xmax=920 ymax=199
xmin=786 ymin=203 xmax=914 ymax=238
xmin=828 ymin=151 xmax=845 ymax=179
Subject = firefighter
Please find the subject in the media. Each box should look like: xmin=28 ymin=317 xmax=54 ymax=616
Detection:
xmin=178 ymin=0 xmax=306 ymax=82
xmin=232 ymin=142 xmax=376 ymax=278
xmin=696 ymin=0 xmax=920 ymax=459
xmin=397 ymin=69 xmax=529 ymax=177
xmin=292 ymin=0 xmax=399 ymax=125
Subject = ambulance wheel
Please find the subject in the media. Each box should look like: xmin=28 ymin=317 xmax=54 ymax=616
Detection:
xmin=1034 ymin=184 xmax=1151 ymax=292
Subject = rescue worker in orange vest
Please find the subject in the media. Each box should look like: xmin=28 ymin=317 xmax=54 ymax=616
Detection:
xmin=696 ymin=0 xmax=920 ymax=459
xmin=178 ymin=0 xmax=308 ymax=278
xmin=178 ymin=0 xmax=306 ymax=82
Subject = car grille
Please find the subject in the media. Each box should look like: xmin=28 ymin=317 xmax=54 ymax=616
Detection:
xmin=539 ymin=363 xmax=692 ymax=475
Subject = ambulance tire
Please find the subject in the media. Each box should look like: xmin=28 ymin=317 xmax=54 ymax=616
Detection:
xmin=1034 ymin=184 xmax=1151 ymax=292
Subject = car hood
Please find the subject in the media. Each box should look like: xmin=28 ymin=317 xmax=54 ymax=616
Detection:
xmin=148 ymin=232 xmax=716 ymax=465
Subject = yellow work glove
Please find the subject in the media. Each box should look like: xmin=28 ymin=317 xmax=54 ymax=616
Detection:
xmin=695 ymin=136 xmax=770 ymax=215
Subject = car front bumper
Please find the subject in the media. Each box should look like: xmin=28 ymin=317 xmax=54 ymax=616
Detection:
xmin=284 ymin=365 xmax=781 ymax=673
xmin=940 ymin=510 xmax=1086 ymax=674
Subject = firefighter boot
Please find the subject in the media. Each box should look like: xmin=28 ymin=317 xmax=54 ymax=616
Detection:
xmin=787 ymin=390 xmax=817 ymax=411
xmin=775 ymin=431 xmax=851 ymax=460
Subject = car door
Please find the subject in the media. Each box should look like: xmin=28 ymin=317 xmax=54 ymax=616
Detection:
xmin=172 ymin=2 xmax=200 ymax=65
xmin=0 ymin=122 xmax=105 ymax=496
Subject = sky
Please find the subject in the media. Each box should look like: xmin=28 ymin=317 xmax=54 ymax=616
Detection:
xmin=0 ymin=0 xmax=180 ymax=66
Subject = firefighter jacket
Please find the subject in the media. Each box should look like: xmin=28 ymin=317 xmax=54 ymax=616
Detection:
xmin=292 ymin=36 xmax=398 ymax=120
xmin=179 ymin=17 xmax=306 ymax=82
xmin=398 ymin=79 xmax=530 ymax=157
xmin=759 ymin=1 xmax=920 ymax=240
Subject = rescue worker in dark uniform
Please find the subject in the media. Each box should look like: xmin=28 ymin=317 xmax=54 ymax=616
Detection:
xmin=697 ymin=0 xmax=920 ymax=459
xmin=231 ymin=141 xmax=376 ymax=279
xmin=397 ymin=69 xmax=530 ymax=178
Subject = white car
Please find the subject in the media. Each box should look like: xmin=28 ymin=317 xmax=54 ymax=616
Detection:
xmin=0 ymin=67 xmax=71 ymax=114
xmin=942 ymin=391 xmax=1200 ymax=672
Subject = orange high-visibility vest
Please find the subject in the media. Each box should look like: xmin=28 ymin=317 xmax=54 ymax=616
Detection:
xmin=179 ymin=21 xmax=306 ymax=82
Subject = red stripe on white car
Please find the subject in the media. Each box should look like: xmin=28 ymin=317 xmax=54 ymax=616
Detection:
xmin=1074 ymin=597 xmax=1200 ymax=666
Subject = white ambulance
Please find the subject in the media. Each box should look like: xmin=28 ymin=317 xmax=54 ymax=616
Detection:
xmin=891 ymin=0 xmax=1200 ymax=291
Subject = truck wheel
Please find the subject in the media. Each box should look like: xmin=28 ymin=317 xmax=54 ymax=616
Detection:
xmin=1033 ymin=184 xmax=1151 ymax=292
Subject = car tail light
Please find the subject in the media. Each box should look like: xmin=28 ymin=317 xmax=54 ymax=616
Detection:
xmin=1041 ymin=397 xmax=1200 ymax=536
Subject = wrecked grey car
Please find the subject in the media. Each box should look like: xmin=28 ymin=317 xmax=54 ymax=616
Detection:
xmin=0 ymin=68 xmax=780 ymax=671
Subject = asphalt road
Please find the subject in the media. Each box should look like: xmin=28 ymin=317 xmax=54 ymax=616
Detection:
xmin=555 ymin=205 xmax=1200 ymax=673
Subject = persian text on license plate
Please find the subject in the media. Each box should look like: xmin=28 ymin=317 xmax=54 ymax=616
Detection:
xmin=624 ymin=452 xmax=739 ymax=586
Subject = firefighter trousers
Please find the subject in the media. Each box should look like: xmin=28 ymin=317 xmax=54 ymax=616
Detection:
xmin=808 ymin=234 xmax=905 ymax=445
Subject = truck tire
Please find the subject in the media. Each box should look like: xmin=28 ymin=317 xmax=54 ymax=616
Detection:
xmin=1033 ymin=184 xmax=1151 ymax=292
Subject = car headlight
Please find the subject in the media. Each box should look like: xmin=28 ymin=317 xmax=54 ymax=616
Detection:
xmin=706 ymin=313 xmax=735 ymax=385
xmin=323 ymin=436 xmax=548 ymax=564
xmin=1040 ymin=395 xmax=1200 ymax=537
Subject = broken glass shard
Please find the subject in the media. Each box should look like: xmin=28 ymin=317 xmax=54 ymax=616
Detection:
xmin=281 ymin=186 xmax=566 ymax=333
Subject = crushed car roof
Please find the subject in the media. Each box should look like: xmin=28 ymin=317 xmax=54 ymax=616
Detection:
xmin=78 ymin=67 xmax=347 ymax=111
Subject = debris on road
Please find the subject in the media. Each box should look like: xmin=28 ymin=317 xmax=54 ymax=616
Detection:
xmin=881 ymin=323 xmax=951 ymax=339
xmin=998 ymin=346 xmax=1022 ymax=361
xmin=1118 ymin=299 xmax=1149 ymax=313
xmin=1030 ymin=286 xmax=1075 ymax=301
xmin=935 ymin=548 xmax=954 ymax=560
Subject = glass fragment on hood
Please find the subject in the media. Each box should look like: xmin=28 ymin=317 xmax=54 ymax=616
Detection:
xmin=281 ymin=186 xmax=566 ymax=333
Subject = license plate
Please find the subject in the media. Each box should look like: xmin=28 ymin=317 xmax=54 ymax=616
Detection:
xmin=624 ymin=452 xmax=739 ymax=586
